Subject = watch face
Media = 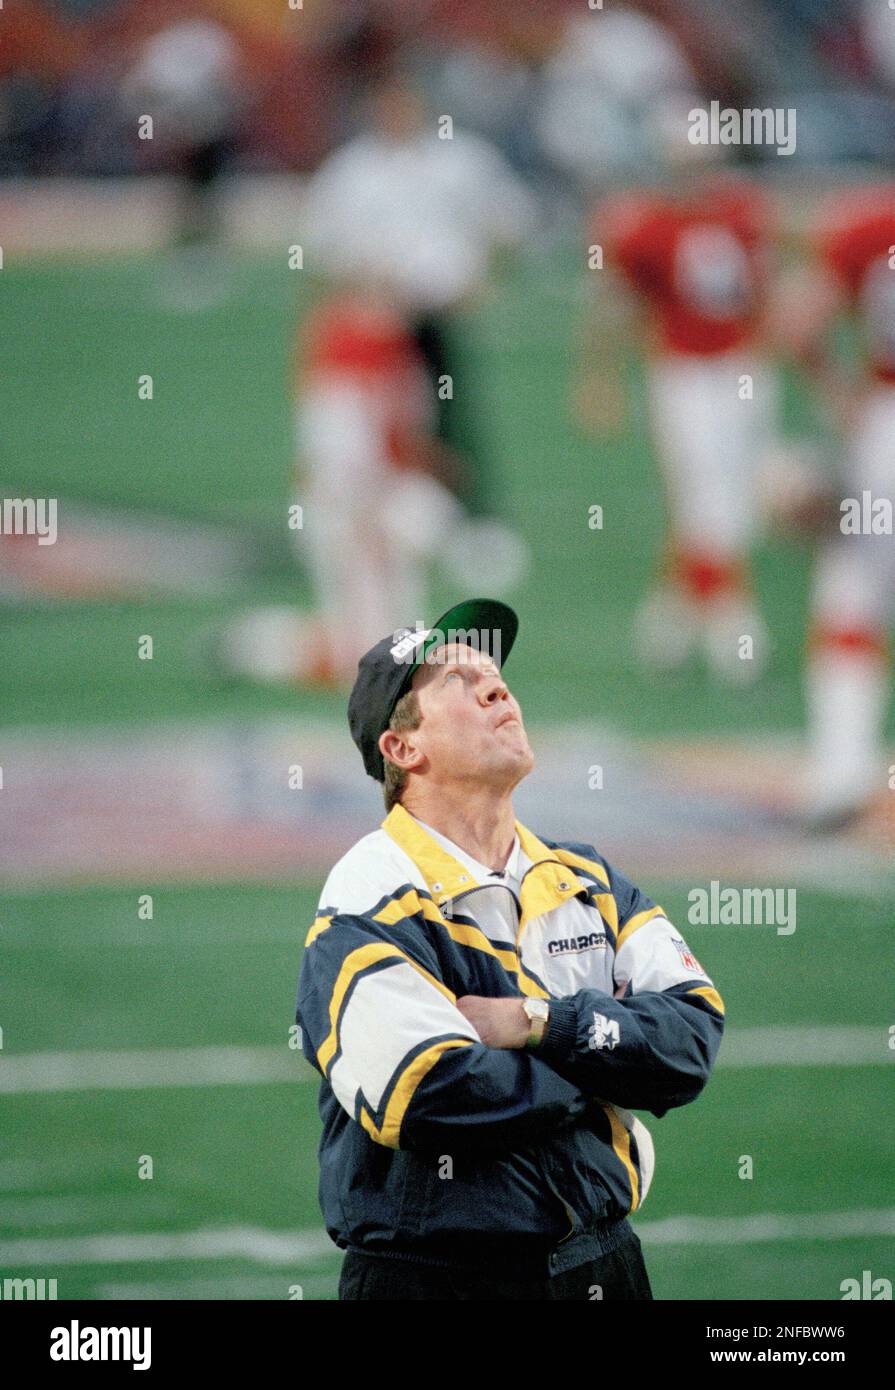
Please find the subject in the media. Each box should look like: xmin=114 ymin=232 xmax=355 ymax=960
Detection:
xmin=526 ymin=1000 xmax=549 ymax=1021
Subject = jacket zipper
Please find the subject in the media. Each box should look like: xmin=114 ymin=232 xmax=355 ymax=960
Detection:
xmin=443 ymin=880 xmax=582 ymax=1242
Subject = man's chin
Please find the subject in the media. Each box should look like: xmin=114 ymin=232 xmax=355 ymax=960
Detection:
xmin=450 ymin=741 xmax=534 ymax=788
xmin=508 ymin=746 xmax=536 ymax=784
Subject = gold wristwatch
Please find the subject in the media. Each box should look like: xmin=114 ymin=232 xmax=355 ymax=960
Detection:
xmin=522 ymin=998 xmax=550 ymax=1049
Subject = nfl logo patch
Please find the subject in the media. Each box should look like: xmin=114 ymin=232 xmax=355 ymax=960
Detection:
xmin=672 ymin=937 xmax=704 ymax=974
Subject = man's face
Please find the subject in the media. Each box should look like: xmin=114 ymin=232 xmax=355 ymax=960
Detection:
xmin=406 ymin=643 xmax=534 ymax=790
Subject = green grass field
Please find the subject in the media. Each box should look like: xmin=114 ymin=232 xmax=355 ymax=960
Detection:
xmin=1 ymin=252 xmax=892 ymax=1299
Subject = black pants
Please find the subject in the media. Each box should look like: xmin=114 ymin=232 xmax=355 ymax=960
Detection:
xmin=411 ymin=314 xmax=491 ymax=516
xmin=339 ymin=1225 xmax=653 ymax=1301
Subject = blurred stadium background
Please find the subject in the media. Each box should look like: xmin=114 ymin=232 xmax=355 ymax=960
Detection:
xmin=1 ymin=0 xmax=893 ymax=1301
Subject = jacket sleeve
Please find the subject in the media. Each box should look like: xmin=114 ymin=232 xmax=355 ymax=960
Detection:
xmin=296 ymin=908 xmax=588 ymax=1155
xmin=537 ymin=862 xmax=724 ymax=1117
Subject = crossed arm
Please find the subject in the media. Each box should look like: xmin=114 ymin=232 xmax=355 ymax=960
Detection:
xmin=296 ymin=903 xmax=724 ymax=1154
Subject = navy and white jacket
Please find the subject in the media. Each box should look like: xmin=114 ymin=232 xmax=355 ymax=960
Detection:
xmin=295 ymin=803 xmax=724 ymax=1268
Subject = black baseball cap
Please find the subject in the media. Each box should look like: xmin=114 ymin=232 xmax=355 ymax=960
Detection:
xmin=348 ymin=598 xmax=519 ymax=782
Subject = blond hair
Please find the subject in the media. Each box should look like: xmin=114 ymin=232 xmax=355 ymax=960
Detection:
xmin=382 ymin=687 xmax=422 ymax=812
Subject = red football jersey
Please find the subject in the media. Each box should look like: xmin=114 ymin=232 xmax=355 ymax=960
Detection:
xmin=819 ymin=189 xmax=895 ymax=384
xmin=302 ymin=296 xmax=422 ymax=383
xmin=599 ymin=182 xmax=769 ymax=356
xmin=299 ymin=296 xmax=432 ymax=469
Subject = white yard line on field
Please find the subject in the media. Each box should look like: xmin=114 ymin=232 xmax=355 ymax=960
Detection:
xmin=0 ymin=1227 xmax=336 ymax=1267
xmin=0 ymin=1211 xmax=893 ymax=1268
xmin=642 ymin=1209 xmax=895 ymax=1245
xmin=0 ymin=1045 xmax=306 ymax=1093
xmin=719 ymin=1025 xmax=892 ymax=1068
xmin=0 ymin=1027 xmax=890 ymax=1096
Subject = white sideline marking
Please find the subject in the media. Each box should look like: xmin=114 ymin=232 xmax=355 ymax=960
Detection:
xmin=641 ymin=1209 xmax=895 ymax=1246
xmin=720 ymin=1026 xmax=893 ymax=1068
xmin=0 ymin=1211 xmax=893 ymax=1268
xmin=0 ymin=1046 xmax=307 ymax=1094
xmin=0 ymin=1228 xmax=336 ymax=1267
xmin=0 ymin=1027 xmax=890 ymax=1096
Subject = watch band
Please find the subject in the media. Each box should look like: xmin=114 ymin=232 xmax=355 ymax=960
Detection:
xmin=524 ymin=1000 xmax=550 ymax=1049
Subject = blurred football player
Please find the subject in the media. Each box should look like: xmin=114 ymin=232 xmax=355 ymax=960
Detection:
xmin=302 ymin=68 xmax=535 ymax=519
xmin=775 ymin=186 xmax=895 ymax=828
xmin=220 ymin=285 xmax=463 ymax=688
xmin=121 ymin=16 xmax=244 ymax=246
xmin=581 ymin=97 xmax=780 ymax=684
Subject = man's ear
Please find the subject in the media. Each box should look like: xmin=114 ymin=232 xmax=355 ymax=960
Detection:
xmin=378 ymin=726 xmax=424 ymax=772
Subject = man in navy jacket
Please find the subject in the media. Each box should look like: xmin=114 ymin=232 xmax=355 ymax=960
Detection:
xmin=296 ymin=599 xmax=724 ymax=1299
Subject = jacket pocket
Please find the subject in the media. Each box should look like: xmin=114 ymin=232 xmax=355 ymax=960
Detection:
xmin=556 ymin=1114 xmax=629 ymax=1223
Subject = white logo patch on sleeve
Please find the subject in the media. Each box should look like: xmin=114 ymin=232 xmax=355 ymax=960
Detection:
xmin=670 ymin=936 xmax=705 ymax=974
xmin=588 ymin=1011 xmax=620 ymax=1051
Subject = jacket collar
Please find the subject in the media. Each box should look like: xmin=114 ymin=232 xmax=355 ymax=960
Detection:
xmin=382 ymin=803 xmax=587 ymax=928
